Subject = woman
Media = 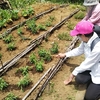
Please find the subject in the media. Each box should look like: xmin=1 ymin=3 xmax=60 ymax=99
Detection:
xmin=83 ymin=0 xmax=100 ymax=36
xmin=56 ymin=20 xmax=100 ymax=100
xmin=83 ymin=0 xmax=100 ymax=25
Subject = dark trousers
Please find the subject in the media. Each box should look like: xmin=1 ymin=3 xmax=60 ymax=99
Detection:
xmin=75 ymin=71 xmax=100 ymax=100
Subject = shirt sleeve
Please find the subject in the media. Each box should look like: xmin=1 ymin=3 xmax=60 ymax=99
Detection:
xmin=87 ymin=11 xmax=100 ymax=24
xmin=72 ymin=42 xmax=100 ymax=76
xmin=65 ymin=42 xmax=84 ymax=57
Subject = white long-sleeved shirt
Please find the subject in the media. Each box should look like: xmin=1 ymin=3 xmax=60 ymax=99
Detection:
xmin=65 ymin=32 xmax=100 ymax=84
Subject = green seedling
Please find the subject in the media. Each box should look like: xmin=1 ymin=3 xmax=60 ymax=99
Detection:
xmin=35 ymin=60 xmax=44 ymax=72
xmin=3 ymin=35 xmax=13 ymax=43
xmin=26 ymin=19 xmax=37 ymax=34
xmin=38 ymin=49 xmax=52 ymax=62
xmin=18 ymin=75 xmax=31 ymax=91
xmin=36 ymin=24 xmax=46 ymax=31
xmin=21 ymin=6 xmax=34 ymax=18
xmin=74 ymin=11 xmax=85 ymax=19
xmin=4 ymin=92 xmax=18 ymax=100
xmin=29 ymin=53 xmax=37 ymax=64
xmin=11 ymin=9 xmax=19 ymax=20
xmin=18 ymin=66 xmax=29 ymax=76
xmin=0 ymin=78 xmax=8 ymax=91
xmin=50 ymin=42 xmax=59 ymax=54
xmin=67 ymin=22 xmax=75 ymax=30
xmin=49 ymin=16 xmax=55 ymax=22
xmin=45 ymin=21 xmax=52 ymax=27
xmin=7 ymin=42 xmax=16 ymax=51
xmin=57 ymin=32 xmax=72 ymax=41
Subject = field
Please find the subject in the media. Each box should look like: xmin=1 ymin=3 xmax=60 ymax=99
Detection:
xmin=0 ymin=2 xmax=86 ymax=100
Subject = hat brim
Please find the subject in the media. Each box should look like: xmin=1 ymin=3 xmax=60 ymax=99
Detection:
xmin=83 ymin=2 xmax=99 ymax=6
xmin=70 ymin=30 xmax=79 ymax=36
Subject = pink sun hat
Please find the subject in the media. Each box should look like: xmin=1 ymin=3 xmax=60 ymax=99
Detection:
xmin=70 ymin=20 xmax=94 ymax=36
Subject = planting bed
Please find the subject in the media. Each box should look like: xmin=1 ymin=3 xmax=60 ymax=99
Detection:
xmin=0 ymin=2 xmax=85 ymax=100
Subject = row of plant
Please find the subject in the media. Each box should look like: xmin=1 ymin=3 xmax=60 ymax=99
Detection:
xmin=8 ymin=0 xmax=83 ymax=8
xmin=8 ymin=0 xmax=36 ymax=9
xmin=0 ymin=41 xmax=59 ymax=99
xmin=0 ymin=16 xmax=56 ymax=54
xmin=0 ymin=6 xmax=34 ymax=30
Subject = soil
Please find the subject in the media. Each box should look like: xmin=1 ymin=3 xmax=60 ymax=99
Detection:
xmin=0 ymin=2 xmax=85 ymax=100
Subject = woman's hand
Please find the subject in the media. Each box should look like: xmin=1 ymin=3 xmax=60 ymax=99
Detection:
xmin=55 ymin=53 xmax=66 ymax=58
xmin=64 ymin=74 xmax=75 ymax=85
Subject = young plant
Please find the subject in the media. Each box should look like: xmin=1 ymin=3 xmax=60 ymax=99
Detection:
xmin=74 ymin=11 xmax=85 ymax=19
xmin=17 ymin=28 xmax=31 ymax=40
xmin=36 ymin=24 xmax=46 ymax=31
xmin=35 ymin=60 xmax=44 ymax=72
xmin=17 ymin=28 xmax=23 ymax=35
xmin=21 ymin=9 xmax=30 ymax=18
xmin=50 ymin=42 xmax=59 ymax=54
xmin=21 ymin=6 xmax=34 ymax=18
xmin=4 ymin=92 xmax=18 ymax=100
xmin=3 ymin=35 xmax=13 ymax=43
xmin=0 ymin=19 xmax=7 ymax=29
xmin=0 ymin=78 xmax=8 ymax=91
xmin=48 ymin=16 xmax=55 ymax=22
xmin=45 ymin=16 xmax=55 ymax=27
xmin=7 ymin=42 xmax=16 ymax=51
xmin=45 ymin=21 xmax=52 ymax=27
xmin=67 ymin=22 xmax=75 ymax=30
xmin=18 ymin=75 xmax=31 ymax=91
xmin=18 ymin=66 xmax=29 ymax=76
xmin=38 ymin=49 xmax=52 ymax=62
xmin=26 ymin=19 xmax=37 ymax=34
xmin=11 ymin=9 xmax=19 ymax=20
xmin=57 ymin=32 xmax=72 ymax=41
xmin=29 ymin=53 xmax=37 ymax=64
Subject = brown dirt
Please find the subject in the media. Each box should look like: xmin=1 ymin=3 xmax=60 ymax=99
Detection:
xmin=0 ymin=2 xmax=85 ymax=100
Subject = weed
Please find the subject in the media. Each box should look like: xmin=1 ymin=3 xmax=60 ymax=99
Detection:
xmin=48 ymin=82 xmax=55 ymax=94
